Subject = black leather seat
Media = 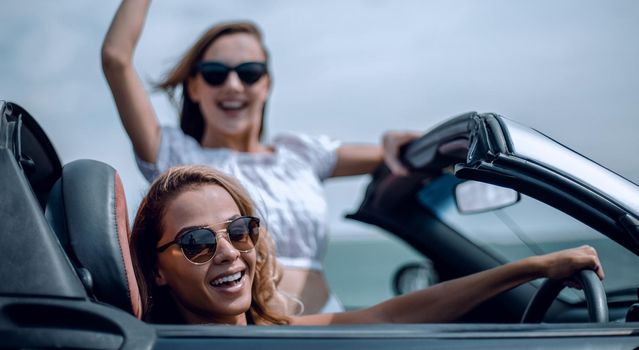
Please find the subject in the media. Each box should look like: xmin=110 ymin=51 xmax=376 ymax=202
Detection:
xmin=45 ymin=159 xmax=141 ymax=319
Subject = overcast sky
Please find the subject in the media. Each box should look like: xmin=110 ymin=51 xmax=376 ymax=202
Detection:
xmin=1 ymin=0 xmax=638 ymax=236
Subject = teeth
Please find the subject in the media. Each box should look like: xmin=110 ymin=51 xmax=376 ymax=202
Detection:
xmin=211 ymin=271 xmax=242 ymax=286
xmin=220 ymin=101 xmax=244 ymax=109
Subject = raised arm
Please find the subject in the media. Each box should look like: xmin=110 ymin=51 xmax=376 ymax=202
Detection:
xmin=291 ymin=245 xmax=603 ymax=325
xmin=101 ymin=0 xmax=160 ymax=163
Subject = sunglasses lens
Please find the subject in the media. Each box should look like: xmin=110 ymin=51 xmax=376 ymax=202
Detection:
xmin=227 ymin=217 xmax=260 ymax=251
xmin=199 ymin=63 xmax=230 ymax=86
xmin=175 ymin=217 xmax=260 ymax=263
xmin=179 ymin=228 xmax=217 ymax=263
xmin=235 ymin=63 xmax=267 ymax=85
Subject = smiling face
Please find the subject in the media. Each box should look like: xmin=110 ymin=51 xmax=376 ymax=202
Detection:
xmin=188 ymin=33 xmax=270 ymax=145
xmin=155 ymin=184 xmax=256 ymax=325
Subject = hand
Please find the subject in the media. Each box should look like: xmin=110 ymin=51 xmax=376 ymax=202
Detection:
xmin=540 ymin=245 xmax=604 ymax=282
xmin=382 ymin=131 xmax=421 ymax=176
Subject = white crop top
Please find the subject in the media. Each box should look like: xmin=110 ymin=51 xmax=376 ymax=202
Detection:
xmin=136 ymin=127 xmax=341 ymax=271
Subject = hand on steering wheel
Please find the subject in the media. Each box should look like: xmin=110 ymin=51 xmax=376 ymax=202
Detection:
xmin=521 ymin=269 xmax=608 ymax=323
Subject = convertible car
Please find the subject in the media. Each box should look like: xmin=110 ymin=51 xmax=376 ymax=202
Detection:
xmin=2 ymin=101 xmax=639 ymax=349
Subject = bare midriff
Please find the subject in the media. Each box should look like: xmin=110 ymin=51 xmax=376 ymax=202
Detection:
xmin=278 ymin=267 xmax=330 ymax=315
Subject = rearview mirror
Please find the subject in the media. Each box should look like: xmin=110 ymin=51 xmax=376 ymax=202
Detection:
xmin=455 ymin=180 xmax=520 ymax=214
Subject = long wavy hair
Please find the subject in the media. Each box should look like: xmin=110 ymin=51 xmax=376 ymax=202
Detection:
xmin=130 ymin=165 xmax=288 ymax=325
xmin=155 ymin=22 xmax=270 ymax=143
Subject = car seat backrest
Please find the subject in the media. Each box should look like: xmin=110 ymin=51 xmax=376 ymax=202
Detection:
xmin=45 ymin=159 xmax=141 ymax=319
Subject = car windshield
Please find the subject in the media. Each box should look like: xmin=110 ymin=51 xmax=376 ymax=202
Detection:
xmin=418 ymin=174 xmax=639 ymax=304
xmin=502 ymin=118 xmax=639 ymax=217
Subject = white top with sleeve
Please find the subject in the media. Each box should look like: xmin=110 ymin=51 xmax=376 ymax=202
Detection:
xmin=136 ymin=126 xmax=341 ymax=271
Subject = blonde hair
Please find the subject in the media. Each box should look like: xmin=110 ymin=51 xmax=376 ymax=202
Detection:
xmin=130 ymin=165 xmax=289 ymax=325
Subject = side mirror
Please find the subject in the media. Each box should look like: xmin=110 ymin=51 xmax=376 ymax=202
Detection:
xmin=393 ymin=261 xmax=439 ymax=295
xmin=454 ymin=180 xmax=520 ymax=214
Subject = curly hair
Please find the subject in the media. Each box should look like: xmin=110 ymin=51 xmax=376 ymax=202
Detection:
xmin=155 ymin=22 xmax=270 ymax=143
xmin=130 ymin=165 xmax=289 ymax=325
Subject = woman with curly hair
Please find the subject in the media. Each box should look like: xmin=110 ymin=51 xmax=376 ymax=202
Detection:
xmin=130 ymin=165 xmax=604 ymax=325
xmin=130 ymin=165 xmax=288 ymax=324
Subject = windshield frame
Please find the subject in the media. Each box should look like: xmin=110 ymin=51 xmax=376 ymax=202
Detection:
xmin=499 ymin=117 xmax=639 ymax=217
xmin=454 ymin=114 xmax=639 ymax=256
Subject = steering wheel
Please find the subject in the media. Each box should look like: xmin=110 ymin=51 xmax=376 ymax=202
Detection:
xmin=521 ymin=269 xmax=608 ymax=323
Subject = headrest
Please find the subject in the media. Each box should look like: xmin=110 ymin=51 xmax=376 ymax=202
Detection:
xmin=45 ymin=159 xmax=141 ymax=319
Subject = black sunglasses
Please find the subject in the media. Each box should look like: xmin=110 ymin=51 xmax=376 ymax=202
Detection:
xmin=195 ymin=61 xmax=268 ymax=86
xmin=157 ymin=216 xmax=260 ymax=264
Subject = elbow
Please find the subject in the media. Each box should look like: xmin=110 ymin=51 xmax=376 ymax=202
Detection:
xmin=100 ymin=42 xmax=131 ymax=74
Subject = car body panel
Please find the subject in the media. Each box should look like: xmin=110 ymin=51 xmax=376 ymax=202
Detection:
xmin=0 ymin=101 xmax=84 ymax=299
